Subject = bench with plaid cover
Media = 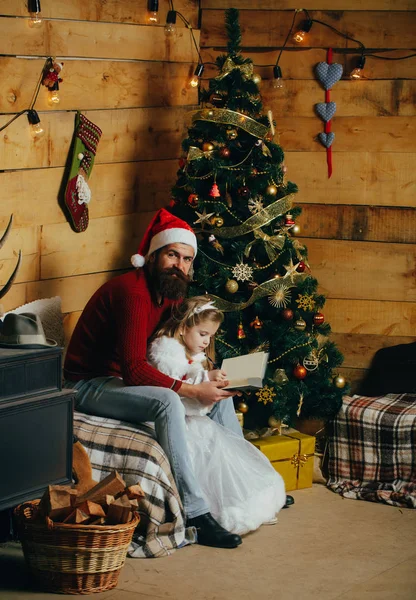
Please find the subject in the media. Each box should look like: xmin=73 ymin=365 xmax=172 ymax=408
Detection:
xmin=327 ymin=394 xmax=416 ymax=508
xmin=73 ymin=411 xmax=196 ymax=558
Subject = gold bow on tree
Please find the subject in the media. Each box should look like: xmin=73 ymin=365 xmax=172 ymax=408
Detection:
xmin=187 ymin=146 xmax=214 ymax=162
xmin=244 ymin=228 xmax=286 ymax=262
xmin=217 ymin=57 xmax=254 ymax=81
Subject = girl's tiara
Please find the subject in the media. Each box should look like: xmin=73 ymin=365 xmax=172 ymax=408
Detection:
xmin=192 ymin=300 xmax=217 ymax=316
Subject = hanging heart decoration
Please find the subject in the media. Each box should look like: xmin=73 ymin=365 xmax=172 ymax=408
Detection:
xmin=318 ymin=132 xmax=335 ymax=148
xmin=315 ymin=102 xmax=337 ymax=122
xmin=314 ymin=49 xmax=343 ymax=178
xmin=315 ymin=62 xmax=343 ymax=90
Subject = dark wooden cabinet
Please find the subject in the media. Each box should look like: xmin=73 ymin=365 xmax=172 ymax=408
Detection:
xmin=0 ymin=347 xmax=74 ymax=512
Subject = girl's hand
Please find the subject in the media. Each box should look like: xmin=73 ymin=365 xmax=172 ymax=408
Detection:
xmin=208 ymin=369 xmax=228 ymax=382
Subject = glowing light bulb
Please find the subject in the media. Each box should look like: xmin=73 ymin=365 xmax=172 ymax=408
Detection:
xmin=164 ymin=10 xmax=176 ymax=37
xmin=189 ymin=64 xmax=204 ymax=88
xmin=27 ymin=109 xmax=45 ymax=139
xmin=48 ymin=82 xmax=60 ymax=105
xmin=28 ymin=0 xmax=42 ymax=27
xmin=350 ymin=56 xmax=366 ymax=80
xmin=292 ymin=20 xmax=312 ymax=44
xmin=272 ymin=65 xmax=284 ymax=89
xmin=146 ymin=0 xmax=159 ymax=24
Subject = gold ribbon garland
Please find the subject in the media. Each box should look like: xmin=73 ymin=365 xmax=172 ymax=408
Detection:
xmin=192 ymin=108 xmax=270 ymax=140
xmin=208 ymin=272 xmax=307 ymax=313
xmin=216 ymin=56 xmax=254 ymax=81
xmin=209 ymin=193 xmax=295 ymax=239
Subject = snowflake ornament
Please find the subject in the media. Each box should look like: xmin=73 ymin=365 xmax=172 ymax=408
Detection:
xmin=268 ymin=282 xmax=292 ymax=308
xmin=256 ymin=385 xmax=276 ymax=405
xmin=248 ymin=196 xmax=264 ymax=214
xmin=232 ymin=262 xmax=253 ymax=282
xmin=296 ymin=293 xmax=315 ymax=311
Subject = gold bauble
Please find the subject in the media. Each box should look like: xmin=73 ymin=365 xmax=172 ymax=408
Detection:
xmin=214 ymin=216 xmax=224 ymax=227
xmin=268 ymin=416 xmax=281 ymax=428
xmin=294 ymin=318 xmax=307 ymax=331
xmin=334 ymin=375 xmax=346 ymax=389
xmin=253 ymin=73 xmax=262 ymax=85
xmin=291 ymin=224 xmax=301 ymax=235
xmin=266 ymin=184 xmax=278 ymax=196
xmin=237 ymin=401 xmax=249 ymax=414
xmin=225 ymin=279 xmax=239 ymax=294
xmin=202 ymin=142 xmax=214 ymax=152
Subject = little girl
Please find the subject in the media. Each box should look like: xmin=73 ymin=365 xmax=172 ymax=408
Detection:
xmin=147 ymin=296 xmax=286 ymax=536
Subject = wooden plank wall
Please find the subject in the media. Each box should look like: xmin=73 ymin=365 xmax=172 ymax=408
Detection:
xmin=0 ymin=0 xmax=200 ymax=335
xmin=200 ymin=1 xmax=416 ymax=391
xmin=1 ymin=0 xmax=415 ymax=392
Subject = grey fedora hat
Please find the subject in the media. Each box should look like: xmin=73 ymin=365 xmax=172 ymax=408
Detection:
xmin=0 ymin=312 xmax=57 ymax=349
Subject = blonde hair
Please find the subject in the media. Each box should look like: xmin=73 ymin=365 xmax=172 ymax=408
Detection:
xmin=155 ymin=296 xmax=223 ymax=365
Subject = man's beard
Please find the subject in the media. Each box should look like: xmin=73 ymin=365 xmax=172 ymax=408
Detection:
xmin=153 ymin=266 xmax=190 ymax=300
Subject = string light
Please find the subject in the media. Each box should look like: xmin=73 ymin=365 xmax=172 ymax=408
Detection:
xmin=27 ymin=109 xmax=45 ymax=138
xmin=48 ymin=81 xmax=60 ymax=104
xmin=292 ymin=19 xmax=313 ymax=44
xmin=165 ymin=10 xmax=176 ymax=36
xmin=350 ymin=54 xmax=366 ymax=79
xmin=272 ymin=65 xmax=284 ymax=89
xmin=190 ymin=63 xmax=204 ymax=88
xmin=28 ymin=0 xmax=42 ymax=28
xmin=146 ymin=0 xmax=159 ymax=24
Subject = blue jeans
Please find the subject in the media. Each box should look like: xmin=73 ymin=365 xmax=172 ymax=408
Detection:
xmin=65 ymin=376 xmax=242 ymax=519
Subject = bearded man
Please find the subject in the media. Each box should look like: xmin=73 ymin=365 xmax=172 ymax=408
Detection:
xmin=64 ymin=209 xmax=243 ymax=548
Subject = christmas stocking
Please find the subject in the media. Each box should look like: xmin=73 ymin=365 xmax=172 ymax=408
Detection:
xmin=63 ymin=111 xmax=102 ymax=232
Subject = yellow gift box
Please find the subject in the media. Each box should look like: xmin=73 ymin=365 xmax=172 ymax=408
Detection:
xmin=251 ymin=430 xmax=315 ymax=491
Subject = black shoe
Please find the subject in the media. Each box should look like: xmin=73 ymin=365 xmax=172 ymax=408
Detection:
xmin=187 ymin=513 xmax=242 ymax=549
xmin=283 ymin=494 xmax=295 ymax=508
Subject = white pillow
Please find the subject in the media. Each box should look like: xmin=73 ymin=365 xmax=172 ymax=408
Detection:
xmin=4 ymin=296 xmax=65 ymax=347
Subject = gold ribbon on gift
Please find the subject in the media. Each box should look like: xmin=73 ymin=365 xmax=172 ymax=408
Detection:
xmin=216 ymin=56 xmax=254 ymax=81
xmin=208 ymin=271 xmax=306 ymax=313
xmin=209 ymin=193 xmax=294 ymax=239
xmin=244 ymin=229 xmax=286 ymax=261
xmin=192 ymin=108 xmax=270 ymax=140
xmin=291 ymin=453 xmax=308 ymax=468
xmin=187 ymin=146 xmax=214 ymax=162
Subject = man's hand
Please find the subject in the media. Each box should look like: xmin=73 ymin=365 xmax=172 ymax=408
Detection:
xmin=208 ymin=369 xmax=228 ymax=383
xmin=180 ymin=381 xmax=236 ymax=406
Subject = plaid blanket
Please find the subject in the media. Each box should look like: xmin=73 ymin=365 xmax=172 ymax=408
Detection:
xmin=73 ymin=412 xmax=196 ymax=558
xmin=327 ymin=394 xmax=416 ymax=508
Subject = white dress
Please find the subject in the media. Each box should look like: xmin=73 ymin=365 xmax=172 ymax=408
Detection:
xmin=147 ymin=336 xmax=286 ymax=535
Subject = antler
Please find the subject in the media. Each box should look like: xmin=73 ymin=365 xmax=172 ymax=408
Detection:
xmin=0 ymin=215 xmax=23 ymax=300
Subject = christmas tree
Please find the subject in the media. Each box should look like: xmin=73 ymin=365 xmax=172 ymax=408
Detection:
xmin=170 ymin=8 xmax=347 ymax=430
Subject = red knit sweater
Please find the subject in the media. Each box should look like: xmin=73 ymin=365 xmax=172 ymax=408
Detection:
xmin=64 ymin=269 xmax=182 ymax=391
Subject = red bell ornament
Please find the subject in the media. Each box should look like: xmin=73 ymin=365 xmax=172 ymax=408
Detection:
xmin=293 ymin=364 xmax=307 ymax=380
xmin=285 ymin=213 xmax=295 ymax=226
xmin=313 ymin=312 xmax=325 ymax=325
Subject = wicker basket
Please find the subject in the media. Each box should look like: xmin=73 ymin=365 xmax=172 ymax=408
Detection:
xmin=14 ymin=500 xmax=139 ymax=595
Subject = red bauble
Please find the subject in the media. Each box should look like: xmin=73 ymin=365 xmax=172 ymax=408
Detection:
xmin=282 ymin=309 xmax=294 ymax=321
xmin=187 ymin=193 xmax=199 ymax=206
xmin=178 ymin=157 xmax=186 ymax=168
xmin=293 ymin=364 xmax=307 ymax=380
xmin=313 ymin=312 xmax=325 ymax=325
xmin=238 ymin=186 xmax=250 ymax=198
xmin=219 ymin=147 xmax=230 ymax=158
xmin=297 ymin=261 xmax=306 ymax=273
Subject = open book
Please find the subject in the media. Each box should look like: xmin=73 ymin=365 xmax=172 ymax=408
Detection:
xmin=221 ymin=351 xmax=269 ymax=390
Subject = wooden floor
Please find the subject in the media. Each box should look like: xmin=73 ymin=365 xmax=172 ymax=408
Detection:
xmin=1 ymin=484 xmax=415 ymax=600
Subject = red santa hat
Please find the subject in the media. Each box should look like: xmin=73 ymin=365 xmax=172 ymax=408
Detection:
xmin=131 ymin=208 xmax=197 ymax=268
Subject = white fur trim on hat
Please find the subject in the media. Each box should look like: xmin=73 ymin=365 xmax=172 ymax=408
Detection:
xmin=148 ymin=227 xmax=197 ymax=258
